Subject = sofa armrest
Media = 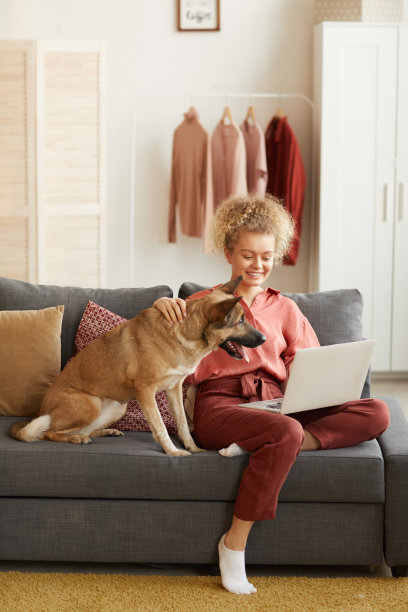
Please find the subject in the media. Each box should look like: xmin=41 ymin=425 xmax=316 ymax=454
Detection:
xmin=376 ymin=397 xmax=408 ymax=575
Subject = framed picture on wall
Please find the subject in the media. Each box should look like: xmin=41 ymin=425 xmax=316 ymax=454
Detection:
xmin=177 ymin=0 xmax=220 ymax=32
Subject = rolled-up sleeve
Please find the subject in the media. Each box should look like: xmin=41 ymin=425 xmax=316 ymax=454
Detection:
xmin=283 ymin=316 xmax=320 ymax=374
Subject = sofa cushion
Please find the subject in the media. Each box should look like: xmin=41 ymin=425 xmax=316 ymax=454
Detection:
xmin=72 ymin=300 xmax=177 ymax=433
xmin=0 ymin=306 xmax=64 ymax=417
xmin=0 ymin=416 xmax=384 ymax=504
xmin=178 ymin=283 xmax=369 ymax=397
xmin=0 ymin=277 xmax=173 ymax=367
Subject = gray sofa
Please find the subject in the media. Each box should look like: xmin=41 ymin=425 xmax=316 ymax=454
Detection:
xmin=0 ymin=276 xmax=407 ymax=577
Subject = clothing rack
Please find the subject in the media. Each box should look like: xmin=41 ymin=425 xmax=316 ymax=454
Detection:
xmin=130 ymin=92 xmax=316 ymax=287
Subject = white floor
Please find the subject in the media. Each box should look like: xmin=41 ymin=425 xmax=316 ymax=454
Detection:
xmin=1 ymin=378 xmax=407 ymax=579
xmin=371 ymin=376 xmax=408 ymax=421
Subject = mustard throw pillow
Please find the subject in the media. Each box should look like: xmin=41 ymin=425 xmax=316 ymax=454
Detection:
xmin=0 ymin=306 xmax=64 ymax=416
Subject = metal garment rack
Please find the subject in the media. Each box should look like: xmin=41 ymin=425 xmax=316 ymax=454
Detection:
xmin=130 ymin=92 xmax=316 ymax=287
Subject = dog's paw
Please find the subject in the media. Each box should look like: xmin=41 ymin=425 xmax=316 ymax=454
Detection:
xmin=103 ymin=429 xmax=124 ymax=437
xmin=188 ymin=443 xmax=206 ymax=453
xmin=219 ymin=443 xmax=247 ymax=458
xmin=168 ymin=449 xmax=191 ymax=457
xmin=70 ymin=434 xmax=92 ymax=444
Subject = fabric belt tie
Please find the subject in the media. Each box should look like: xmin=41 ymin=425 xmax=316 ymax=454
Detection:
xmin=199 ymin=370 xmax=282 ymax=402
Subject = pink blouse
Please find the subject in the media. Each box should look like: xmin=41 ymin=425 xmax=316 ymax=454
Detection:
xmin=211 ymin=120 xmax=247 ymax=209
xmin=240 ymin=119 xmax=268 ymax=196
xmin=187 ymin=286 xmax=320 ymax=387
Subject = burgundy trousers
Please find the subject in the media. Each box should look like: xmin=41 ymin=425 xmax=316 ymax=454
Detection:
xmin=193 ymin=371 xmax=390 ymax=521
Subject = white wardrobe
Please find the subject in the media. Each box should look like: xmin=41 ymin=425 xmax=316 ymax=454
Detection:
xmin=313 ymin=23 xmax=408 ymax=372
xmin=0 ymin=40 xmax=105 ymax=288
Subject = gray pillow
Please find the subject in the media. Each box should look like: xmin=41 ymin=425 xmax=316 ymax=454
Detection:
xmin=0 ymin=277 xmax=173 ymax=367
xmin=282 ymin=289 xmax=364 ymax=347
xmin=178 ymin=283 xmax=369 ymax=397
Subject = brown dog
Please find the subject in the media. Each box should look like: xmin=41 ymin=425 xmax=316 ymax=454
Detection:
xmin=10 ymin=277 xmax=266 ymax=456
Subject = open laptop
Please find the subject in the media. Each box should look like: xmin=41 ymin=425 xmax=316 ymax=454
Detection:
xmin=239 ymin=339 xmax=376 ymax=415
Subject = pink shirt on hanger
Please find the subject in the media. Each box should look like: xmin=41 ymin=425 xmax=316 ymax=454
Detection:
xmin=169 ymin=108 xmax=213 ymax=249
xmin=240 ymin=119 xmax=268 ymax=196
xmin=211 ymin=120 xmax=247 ymax=209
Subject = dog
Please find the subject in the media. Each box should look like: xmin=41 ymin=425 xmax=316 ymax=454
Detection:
xmin=10 ymin=277 xmax=266 ymax=456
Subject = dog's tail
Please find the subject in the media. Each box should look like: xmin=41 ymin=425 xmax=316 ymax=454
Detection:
xmin=9 ymin=415 xmax=51 ymax=442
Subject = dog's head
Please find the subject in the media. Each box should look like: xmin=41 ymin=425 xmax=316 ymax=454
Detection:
xmin=201 ymin=277 xmax=266 ymax=361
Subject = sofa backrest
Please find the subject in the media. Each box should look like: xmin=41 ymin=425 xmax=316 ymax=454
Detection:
xmin=178 ymin=282 xmax=370 ymax=398
xmin=0 ymin=277 xmax=172 ymax=367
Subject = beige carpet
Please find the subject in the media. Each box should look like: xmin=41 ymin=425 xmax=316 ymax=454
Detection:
xmin=1 ymin=572 xmax=407 ymax=612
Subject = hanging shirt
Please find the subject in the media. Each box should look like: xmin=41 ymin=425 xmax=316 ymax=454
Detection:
xmin=186 ymin=285 xmax=319 ymax=387
xmin=240 ymin=119 xmax=268 ymax=196
xmin=169 ymin=108 xmax=213 ymax=249
xmin=211 ymin=120 xmax=247 ymax=209
xmin=265 ymin=116 xmax=306 ymax=265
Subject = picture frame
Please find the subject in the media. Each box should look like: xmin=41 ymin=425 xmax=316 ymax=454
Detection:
xmin=177 ymin=0 xmax=220 ymax=32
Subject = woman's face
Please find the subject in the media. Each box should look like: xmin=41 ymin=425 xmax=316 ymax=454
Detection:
xmin=224 ymin=230 xmax=276 ymax=290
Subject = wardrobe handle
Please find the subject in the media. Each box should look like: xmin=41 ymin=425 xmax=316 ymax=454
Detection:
xmin=383 ymin=184 xmax=389 ymax=222
xmin=398 ymin=182 xmax=404 ymax=221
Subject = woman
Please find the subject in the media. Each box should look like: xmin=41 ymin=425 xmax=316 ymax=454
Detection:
xmin=154 ymin=194 xmax=390 ymax=595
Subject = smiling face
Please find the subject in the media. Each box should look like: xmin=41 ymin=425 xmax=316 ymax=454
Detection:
xmin=224 ymin=230 xmax=276 ymax=293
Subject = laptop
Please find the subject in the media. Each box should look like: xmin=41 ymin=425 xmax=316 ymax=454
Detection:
xmin=238 ymin=339 xmax=376 ymax=415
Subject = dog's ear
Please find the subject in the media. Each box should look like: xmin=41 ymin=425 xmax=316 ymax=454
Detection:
xmin=219 ymin=276 xmax=242 ymax=295
xmin=208 ymin=296 xmax=242 ymax=323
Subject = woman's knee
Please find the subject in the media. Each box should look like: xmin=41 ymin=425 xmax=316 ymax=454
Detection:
xmin=370 ymin=398 xmax=390 ymax=435
xmin=356 ymin=397 xmax=390 ymax=438
xmin=266 ymin=416 xmax=304 ymax=448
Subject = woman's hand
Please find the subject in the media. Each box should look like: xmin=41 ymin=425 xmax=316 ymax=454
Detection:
xmin=153 ymin=297 xmax=187 ymax=324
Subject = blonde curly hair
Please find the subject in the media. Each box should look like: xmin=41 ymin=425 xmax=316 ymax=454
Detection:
xmin=210 ymin=194 xmax=295 ymax=264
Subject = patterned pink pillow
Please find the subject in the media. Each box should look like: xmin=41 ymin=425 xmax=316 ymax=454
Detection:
xmin=73 ymin=301 xmax=177 ymax=433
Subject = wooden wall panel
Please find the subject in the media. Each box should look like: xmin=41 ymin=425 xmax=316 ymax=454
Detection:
xmin=42 ymin=51 xmax=100 ymax=206
xmin=0 ymin=40 xmax=105 ymax=287
xmin=43 ymin=215 xmax=100 ymax=287
xmin=36 ymin=41 xmax=104 ymax=287
xmin=0 ymin=42 xmax=35 ymax=281
xmin=0 ymin=217 xmax=29 ymax=280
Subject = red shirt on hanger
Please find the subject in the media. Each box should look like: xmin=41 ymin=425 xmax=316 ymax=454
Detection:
xmin=265 ymin=116 xmax=306 ymax=265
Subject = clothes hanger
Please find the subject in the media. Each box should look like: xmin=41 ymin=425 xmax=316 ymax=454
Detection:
xmin=274 ymin=96 xmax=285 ymax=119
xmin=245 ymin=105 xmax=256 ymax=125
xmin=222 ymin=105 xmax=233 ymax=125
xmin=275 ymin=106 xmax=285 ymax=118
xmin=184 ymin=105 xmax=198 ymax=120
xmin=185 ymin=93 xmax=198 ymax=118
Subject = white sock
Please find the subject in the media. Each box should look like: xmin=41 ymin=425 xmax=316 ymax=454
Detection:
xmin=218 ymin=534 xmax=257 ymax=595
xmin=219 ymin=443 xmax=247 ymax=458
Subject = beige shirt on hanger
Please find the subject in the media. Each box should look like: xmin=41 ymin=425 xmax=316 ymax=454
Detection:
xmin=240 ymin=118 xmax=268 ymax=197
xmin=211 ymin=118 xmax=247 ymax=209
xmin=169 ymin=107 xmax=213 ymax=251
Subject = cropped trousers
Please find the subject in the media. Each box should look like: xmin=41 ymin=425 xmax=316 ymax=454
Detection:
xmin=193 ymin=371 xmax=390 ymax=522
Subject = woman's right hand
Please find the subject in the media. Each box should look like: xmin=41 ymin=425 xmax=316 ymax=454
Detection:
xmin=153 ymin=297 xmax=187 ymax=324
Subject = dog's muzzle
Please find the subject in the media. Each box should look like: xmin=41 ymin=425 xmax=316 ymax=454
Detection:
xmin=220 ymin=331 xmax=266 ymax=362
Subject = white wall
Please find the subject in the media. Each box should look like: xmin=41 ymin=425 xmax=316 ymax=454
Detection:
xmin=0 ymin=0 xmax=318 ymax=294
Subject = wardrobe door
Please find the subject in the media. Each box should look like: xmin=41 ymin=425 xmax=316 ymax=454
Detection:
xmin=0 ymin=41 xmax=36 ymax=282
xmin=391 ymin=25 xmax=408 ymax=371
xmin=36 ymin=41 xmax=106 ymax=287
xmin=315 ymin=24 xmax=397 ymax=371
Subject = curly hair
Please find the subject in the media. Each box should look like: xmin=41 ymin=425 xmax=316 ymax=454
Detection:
xmin=210 ymin=193 xmax=295 ymax=264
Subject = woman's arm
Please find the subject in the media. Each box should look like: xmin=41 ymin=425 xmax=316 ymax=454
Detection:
xmin=280 ymin=363 xmax=292 ymax=393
